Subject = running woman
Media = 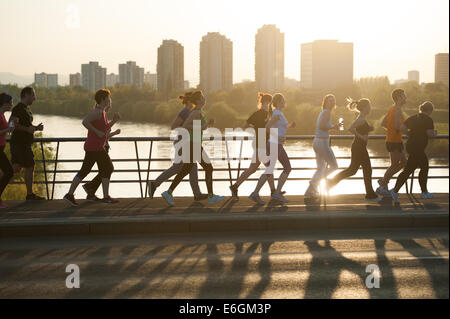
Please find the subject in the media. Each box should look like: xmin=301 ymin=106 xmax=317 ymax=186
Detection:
xmin=0 ymin=93 xmax=15 ymax=208
xmin=63 ymin=89 xmax=121 ymax=206
xmin=229 ymin=92 xmax=276 ymax=199
xmin=161 ymin=91 xmax=224 ymax=206
xmin=326 ymin=98 xmax=381 ymax=202
xmin=376 ymin=88 xmax=407 ymax=196
xmin=81 ymin=103 xmax=121 ymax=201
xmin=147 ymin=92 xmax=207 ymax=201
xmin=305 ymin=94 xmax=341 ymax=198
xmin=389 ymin=101 xmax=437 ymax=203
xmin=249 ymin=93 xmax=295 ymax=204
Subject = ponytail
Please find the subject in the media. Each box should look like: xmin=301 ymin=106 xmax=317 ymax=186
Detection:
xmin=257 ymin=92 xmax=272 ymax=110
xmin=346 ymin=97 xmax=371 ymax=113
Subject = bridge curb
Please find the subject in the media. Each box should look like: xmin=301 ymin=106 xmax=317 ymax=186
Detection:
xmin=1 ymin=211 xmax=448 ymax=238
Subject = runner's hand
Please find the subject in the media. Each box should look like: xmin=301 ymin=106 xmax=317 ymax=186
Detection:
xmin=113 ymin=112 xmax=121 ymax=122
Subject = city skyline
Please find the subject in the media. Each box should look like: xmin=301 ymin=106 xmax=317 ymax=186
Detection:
xmin=0 ymin=0 xmax=448 ymax=86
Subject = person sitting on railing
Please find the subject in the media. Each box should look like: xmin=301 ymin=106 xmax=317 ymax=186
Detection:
xmin=249 ymin=93 xmax=295 ymax=204
xmin=63 ymin=88 xmax=121 ymax=206
xmin=161 ymin=90 xmax=224 ymax=206
xmin=8 ymin=87 xmax=45 ymax=201
xmin=0 ymin=93 xmax=15 ymax=208
xmin=326 ymin=98 xmax=382 ymax=202
xmin=305 ymin=94 xmax=341 ymax=198
xmin=229 ymin=92 xmax=278 ymax=200
xmin=389 ymin=101 xmax=438 ymax=204
xmin=147 ymin=92 xmax=208 ymax=201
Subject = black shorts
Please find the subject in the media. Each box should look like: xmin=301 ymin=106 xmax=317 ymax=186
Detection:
xmin=10 ymin=143 xmax=35 ymax=168
xmin=386 ymin=142 xmax=404 ymax=153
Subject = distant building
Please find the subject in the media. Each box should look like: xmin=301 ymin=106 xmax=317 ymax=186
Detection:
xmin=255 ymin=25 xmax=284 ymax=91
xmin=69 ymin=73 xmax=81 ymax=87
xmin=301 ymin=40 xmax=353 ymax=89
xmin=157 ymin=39 xmax=184 ymax=93
xmin=81 ymin=61 xmax=106 ymax=91
xmin=144 ymin=72 xmax=157 ymax=89
xmin=118 ymin=61 xmax=144 ymax=88
xmin=435 ymin=53 xmax=449 ymax=87
xmin=408 ymin=70 xmax=420 ymax=83
xmin=184 ymin=80 xmax=190 ymax=90
xmin=34 ymin=72 xmax=58 ymax=87
xmin=34 ymin=73 xmax=47 ymax=87
xmin=395 ymin=79 xmax=408 ymax=85
xmin=46 ymin=74 xmax=58 ymax=87
xmin=106 ymin=73 xmax=119 ymax=87
xmin=199 ymin=32 xmax=233 ymax=92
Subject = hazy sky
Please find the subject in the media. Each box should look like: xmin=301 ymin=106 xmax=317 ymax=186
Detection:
xmin=1 ymin=0 xmax=449 ymax=85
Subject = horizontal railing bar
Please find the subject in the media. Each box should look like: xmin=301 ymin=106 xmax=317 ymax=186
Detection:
xmin=11 ymin=175 xmax=449 ymax=185
xmin=6 ymin=135 xmax=450 ymax=143
xmin=35 ymin=156 xmax=449 ymax=163
xmin=34 ymin=166 xmax=450 ymax=174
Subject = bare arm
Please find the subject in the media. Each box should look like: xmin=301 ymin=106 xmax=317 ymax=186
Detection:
xmin=82 ymin=109 xmax=104 ymax=138
xmin=381 ymin=114 xmax=388 ymax=129
xmin=182 ymin=110 xmax=201 ymax=131
xmin=8 ymin=116 xmax=35 ymax=134
xmin=348 ymin=117 xmax=367 ymax=140
xmin=400 ymin=123 xmax=409 ymax=135
xmin=427 ymin=129 xmax=438 ymax=138
xmin=171 ymin=116 xmax=184 ymax=130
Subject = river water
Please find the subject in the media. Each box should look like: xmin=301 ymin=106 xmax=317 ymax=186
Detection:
xmin=8 ymin=113 xmax=448 ymax=199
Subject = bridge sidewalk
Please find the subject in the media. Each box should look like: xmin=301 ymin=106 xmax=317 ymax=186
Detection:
xmin=0 ymin=194 xmax=448 ymax=238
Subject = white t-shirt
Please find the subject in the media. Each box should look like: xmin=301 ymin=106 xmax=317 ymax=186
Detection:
xmin=269 ymin=109 xmax=288 ymax=144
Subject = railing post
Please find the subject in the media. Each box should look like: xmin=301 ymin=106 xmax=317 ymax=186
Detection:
xmin=51 ymin=141 xmax=60 ymax=200
xmin=236 ymin=138 xmax=244 ymax=182
xmin=40 ymin=141 xmax=49 ymax=200
xmin=144 ymin=140 xmax=153 ymax=198
xmin=134 ymin=141 xmax=143 ymax=198
xmin=225 ymin=137 xmax=233 ymax=187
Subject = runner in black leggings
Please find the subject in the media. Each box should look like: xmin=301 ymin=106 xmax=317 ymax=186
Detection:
xmin=327 ymin=98 xmax=381 ymax=202
xmin=389 ymin=101 xmax=437 ymax=203
xmin=0 ymin=93 xmax=15 ymax=208
xmin=161 ymin=91 xmax=224 ymax=206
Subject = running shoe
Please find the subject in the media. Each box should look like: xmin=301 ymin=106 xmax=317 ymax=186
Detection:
xmin=208 ymin=194 xmax=225 ymax=204
xmin=304 ymin=184 xmax=319 ymax=198
xmin=389 ymin=189 xmax=400 ymax=204
xmin=63 ymin=193 xmax=78 ymax=207
xmin=272 ymin=192 xmax=289 ymax=203
xmin=0 ymin=200 xmax=7 ymax=209
xmin=162 ymin=191 xmax=174 ymax=206
xmin=421 ymin=192 xmax=434 ymax=199
xmin=102 ymin=196 xmax=119 ymax=204
xmin=86 ymin=193 xmax=101 ymax=201
xmin=229 ymin=184 xmax=238 ymax=198
xmin=148 ymin=181 xmax=157 ymax=199
xmin=194 ymin=193 xmax=209 ymax=201
xmin=26 ymin=193 xmax=45 ymax=201
xmin=365 ymin=194 xmax=382 ymax=203
xmin=376 ymin=186 xmax=390 ymax=196
xmin=249 ymin=192 xmax=265 ymax=205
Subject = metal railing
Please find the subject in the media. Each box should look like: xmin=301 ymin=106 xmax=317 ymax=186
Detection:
xmin=6 ymin=135 xmax=449 ymax=200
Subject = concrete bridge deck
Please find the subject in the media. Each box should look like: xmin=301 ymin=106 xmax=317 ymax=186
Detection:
xmin=0 ymin=194 xmax=448 ymax=238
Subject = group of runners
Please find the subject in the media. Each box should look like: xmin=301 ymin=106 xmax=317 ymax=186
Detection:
xmin=0 ymin=86 xmax=437 ymax=208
